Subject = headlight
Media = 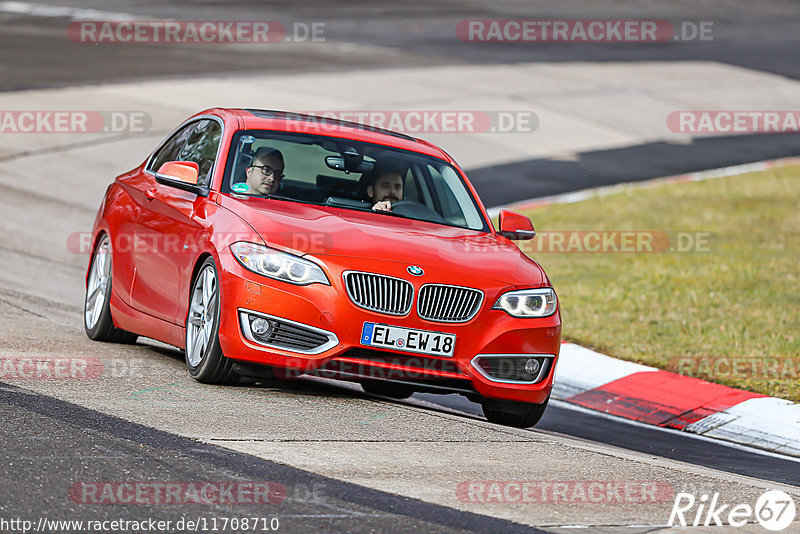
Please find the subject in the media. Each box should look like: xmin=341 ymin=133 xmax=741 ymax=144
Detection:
xmin=230 ymin=242 xmax=330 ymax=286
xmin=493 ymin=288 xmax=557 ymax=318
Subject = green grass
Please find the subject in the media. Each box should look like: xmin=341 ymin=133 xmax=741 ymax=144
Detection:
xmin=518 ymin=165 xmax=800 ymax=401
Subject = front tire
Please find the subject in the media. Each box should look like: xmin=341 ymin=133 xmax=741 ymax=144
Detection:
xmin=481 ymin=395 xmax=550 ymax=428
xmin=84 ymin=234 xmax=138 ymax=344
xmin=185 ymin=257 xmax=239 ymax=384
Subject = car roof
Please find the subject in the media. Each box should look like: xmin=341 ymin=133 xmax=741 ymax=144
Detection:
xmin=207 ymin=108 xmax=454 ymax=163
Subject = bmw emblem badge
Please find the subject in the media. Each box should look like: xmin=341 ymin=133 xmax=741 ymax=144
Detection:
xmin=407 ymin=266 xmax=424 ymax=276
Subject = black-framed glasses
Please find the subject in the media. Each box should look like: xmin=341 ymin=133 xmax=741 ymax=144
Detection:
xmin=250 ymin=165 xmax=284 ymax=179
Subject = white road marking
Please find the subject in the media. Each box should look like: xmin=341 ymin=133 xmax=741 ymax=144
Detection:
xmin=0 ymin=1 xmax=141 ymax=21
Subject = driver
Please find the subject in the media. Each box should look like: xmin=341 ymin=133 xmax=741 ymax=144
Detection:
xmin=363 ymin=162 xmax=404 ymax=212
xmin=244 ymin=147 xmax=284 ymax=195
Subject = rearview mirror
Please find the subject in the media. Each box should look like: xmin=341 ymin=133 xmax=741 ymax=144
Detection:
xmin=155 ymin=161 xmax=208 ymax=197
xmin=497 ymin=210 xmax=536 ymax=240
xmin=325 ymin=155 xmax=374 ymax=174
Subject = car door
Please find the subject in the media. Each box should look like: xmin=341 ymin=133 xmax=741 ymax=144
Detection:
xmin=130 ymin=118 xmax=223 ymax=324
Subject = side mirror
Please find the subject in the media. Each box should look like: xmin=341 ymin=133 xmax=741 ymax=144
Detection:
xmin=155 ymin=161 xmax=208 ymax=197
xmin=497 ymin=210 xmax=536 ymax=240
xmin=157 ymin=161 xmax=199 ymax=183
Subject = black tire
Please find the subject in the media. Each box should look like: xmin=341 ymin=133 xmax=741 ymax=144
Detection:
xmin=481 ymin=395 xmax=550 ymax=428
xmin=84 ymin=234 xmax=138 ymax=344
xmin=185 ymin=257 xmax=239 ymax=384
xmin=361 ymin=380 xmax=414 ymax=399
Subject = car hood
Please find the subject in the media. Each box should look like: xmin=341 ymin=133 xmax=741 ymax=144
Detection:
xmin=221 ymin=196 xmax=545 ymax=286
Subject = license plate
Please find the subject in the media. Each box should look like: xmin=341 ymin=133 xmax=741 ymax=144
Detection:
xmin=360 ymin=323 xmax=456 ymax=357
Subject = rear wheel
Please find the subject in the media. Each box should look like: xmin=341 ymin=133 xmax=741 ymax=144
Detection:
xmin=84 ymin=234 xmax=138 ymax=344
xmin=361 ymin=380 xmax=414 ymax=399
xmin=185 ymin=257 xmax=239 ymax=384
xmin=481 ymin=395 xmax=550 ymax=428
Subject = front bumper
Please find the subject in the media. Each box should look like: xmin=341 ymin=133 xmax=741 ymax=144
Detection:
xmin=216 ymin=249 xmax=561 ymax=404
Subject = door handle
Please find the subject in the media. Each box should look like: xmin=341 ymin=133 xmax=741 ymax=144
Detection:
xmin=145 ymin=188 xmax=157 ymax=200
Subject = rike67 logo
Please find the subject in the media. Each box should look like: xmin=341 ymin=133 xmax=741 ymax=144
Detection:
xmin=669 ymin=490 xmax=797 ymax=531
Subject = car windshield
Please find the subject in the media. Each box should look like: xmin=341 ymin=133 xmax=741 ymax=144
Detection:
xmin=222 ymin=130 xmax=488 ymax=231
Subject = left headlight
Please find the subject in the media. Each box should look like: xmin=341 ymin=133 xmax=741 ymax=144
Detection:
xmin=493 ymin=287 xmax=557 ymax=318
xmin=230 ymin=242 xmax=330 ymax=286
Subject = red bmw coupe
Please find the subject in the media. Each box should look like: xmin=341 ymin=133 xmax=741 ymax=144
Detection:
xmin=84 ymin=108 xmax=561 ymax=427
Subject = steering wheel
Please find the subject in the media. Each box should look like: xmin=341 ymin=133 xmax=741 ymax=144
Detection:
xmin=389 ymin=200 xmax=447 ymax=223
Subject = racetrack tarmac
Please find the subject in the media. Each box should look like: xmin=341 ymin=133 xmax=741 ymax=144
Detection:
xmin=0 ymin=382 xmax=546 ymax=534
xmin=2 ymin=0 xmax=800 ymax=91
xmin=0 ymin=296 xmax=798 ymax=531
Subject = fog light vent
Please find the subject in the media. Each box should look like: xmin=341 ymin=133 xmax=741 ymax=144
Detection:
xmin=472 ymin=355 xmax=552 ymax=383
xmin=239 ymin=309 xmax=339 ymax=355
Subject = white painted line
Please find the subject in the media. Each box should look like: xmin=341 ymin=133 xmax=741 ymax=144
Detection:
xmin=0 ymin=1 xmax=142 ymax=21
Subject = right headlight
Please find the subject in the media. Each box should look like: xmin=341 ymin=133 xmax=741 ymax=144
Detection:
xmin=493 ymin=287 xmax=557 ymax=318
xmin=230 ymin=242 xmax=330 ymax=286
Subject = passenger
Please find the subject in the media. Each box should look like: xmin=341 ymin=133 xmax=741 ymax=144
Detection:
xmin=362 ymin=162 xmax=405 ymax=212
xmin=245 ymin=147 xmax=285 ymax=195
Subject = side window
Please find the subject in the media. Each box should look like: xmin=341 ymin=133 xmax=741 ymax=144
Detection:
xmin=149 ymin=122 xmax=196 ymax=174
xmin=181 ymin=120 xmax=222 ymax=186
xmin=149 ymin=119 xmax=222 ymax=186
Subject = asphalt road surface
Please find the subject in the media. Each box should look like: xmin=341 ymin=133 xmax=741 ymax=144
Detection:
xmin=2 ymin=0 xmax=800 ymax=90
xmin=0 ymin=382 xmax=544 ymax=534
xmin=411 ymin=392 xmax=800 ymax=487
xmin=2 ymin=0 xmax=800 ymax=204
